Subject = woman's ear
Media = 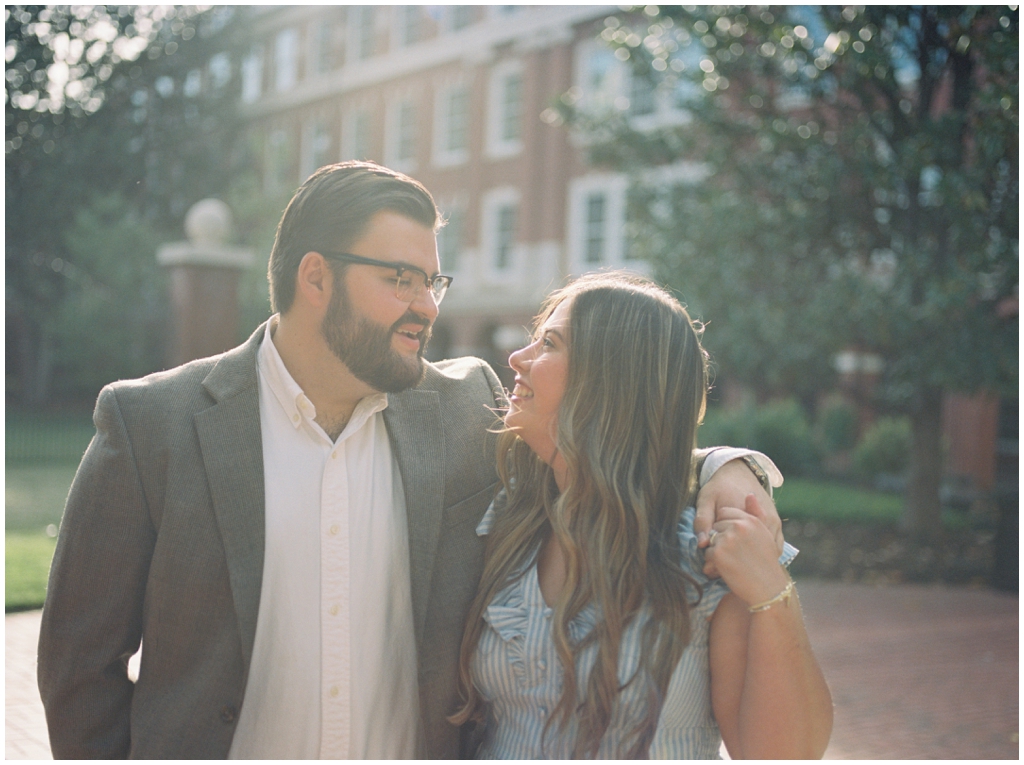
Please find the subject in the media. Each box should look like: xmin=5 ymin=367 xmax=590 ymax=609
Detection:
xmin=294 ymin=251 xmax=335 ymax=312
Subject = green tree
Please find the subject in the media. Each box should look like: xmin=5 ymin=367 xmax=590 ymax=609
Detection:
xmin=6 ymin=6 xmax=251 ymax=404
xmin=568 ymin=6 xmax=1018 ymax=538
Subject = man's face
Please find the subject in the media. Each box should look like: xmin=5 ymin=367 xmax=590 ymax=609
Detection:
xmin=320 ymin=211 xmax=441 ymax=393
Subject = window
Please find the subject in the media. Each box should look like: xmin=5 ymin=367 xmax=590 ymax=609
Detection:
xmin=386 ymin=98 xmax=417 ymax=170
xmin=450 ymin=6 xmax=474 ymax=30
xmin=241 ymin=46 xmax=263 ymax=103
xmin=495 ymin=204 xmax=517 ymax=270
xmin=311 ymin=23 xmax=333 ymax=75
xmin=266 ymin=129 xmax=294 ymax=191
xmin=342 ymin=108 xmax=373 ymax=160
xmin=301 ymin=119 xmax=331 ymax=180
xmin=584 ymin=193 xmax=606 ymax=263
xmin=208 ymin=53 xmax=231 ymax=89
xmin=437 ymin=206 xmax=465 ymax=272
xmin=396 ymin=6 xmax=422 ymax=47
xmin=433 ymin=83 xmax=469 ymax=166
xmin=568 ymin=175 xmax=631 ymax=274
xmin=482 ymin=187 xmax=522 ymax=281
xmin=275 ymin=29 xmax=298 ymax=91
xmin=486 ymin=61 xmax=524 ymax=158
xmin=351 ymin=7 xmax=376 ymax=61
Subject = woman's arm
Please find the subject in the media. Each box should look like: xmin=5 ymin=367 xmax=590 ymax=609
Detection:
xmin=706 ymin=497 xmax=833 ymax=759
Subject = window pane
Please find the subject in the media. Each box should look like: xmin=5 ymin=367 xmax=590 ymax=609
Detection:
xmin=501 ymin=73 xmax=522 ymax=142
xmin=585 ymin=193 xmax=605 ymax=263
xmin=400 ymin=6 xmax=421 ymax=46
xmin=398 ymin=102 xmax=416 ymax=161
xmin=353 ymin=111 xmax=371 ymax=159
xmin=241 ymin=47 xmax=263 ymax=103
xmin=314 ymin=24 xmax=333 ymax=74
xmin=451 ymin=6 xmax=474 ymax=30
xmin=357 ymin=8 xmax=375 ymax=59
xmin=495 ymin=204 xmax=517 ymax=269
xmin=447 ymin=87 xmax=468 ymax=152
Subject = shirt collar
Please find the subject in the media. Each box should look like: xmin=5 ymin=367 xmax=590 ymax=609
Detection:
xmin=257 ymin=315 xmax=389 ymax=434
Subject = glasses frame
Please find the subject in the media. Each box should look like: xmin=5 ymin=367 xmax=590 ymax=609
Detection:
xmin=319 ymin=251 xmax=453 ymax=305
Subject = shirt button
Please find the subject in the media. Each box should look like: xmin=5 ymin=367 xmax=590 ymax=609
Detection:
xmin=292 ymin=414 xmax=299 ymax=423
xmin=331 ymin=451 xmax=338 ymax=459
xmin=329 ymin=524 xmax=340 ymax=536
xmin=220 ymin=704 xmax=237 ymax=723
xmin=329 ymin=603 xmax=339 ymax=616
xmin=329 ymin=686 xmax=339 ymax=698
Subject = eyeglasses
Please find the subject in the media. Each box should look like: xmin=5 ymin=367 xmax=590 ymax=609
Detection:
xmin=319 ymin=251 xmax=453 ymax=305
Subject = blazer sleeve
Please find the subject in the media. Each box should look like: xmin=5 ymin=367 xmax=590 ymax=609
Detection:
xmin=38 ymin=385 xmax=157 ymax=759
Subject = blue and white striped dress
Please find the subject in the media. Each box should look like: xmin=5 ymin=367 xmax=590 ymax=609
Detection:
xmin=471 ymin=502 xmax=798 ymax=759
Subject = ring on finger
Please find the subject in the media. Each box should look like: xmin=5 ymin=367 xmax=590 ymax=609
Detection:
xmin=708 ymin=529 xmax=720 ymax=546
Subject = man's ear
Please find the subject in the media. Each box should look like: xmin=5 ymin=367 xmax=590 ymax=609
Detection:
xmin=294 ymin=251 xmax=335 ymax=312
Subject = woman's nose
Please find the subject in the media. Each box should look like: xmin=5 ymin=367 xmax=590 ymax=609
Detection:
xmin=508 ymin=343 xmax=532 ymax=373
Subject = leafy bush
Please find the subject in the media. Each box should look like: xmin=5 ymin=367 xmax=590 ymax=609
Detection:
xmin=699 ymin=399 xmax=818 ymax=476
xmin=751 ymin=399 xmax=819 ymax=476
xmin=853 ymin=417 xmax=912 ymax=478
xmin=818 ymin=398 xmax=859 ymax=454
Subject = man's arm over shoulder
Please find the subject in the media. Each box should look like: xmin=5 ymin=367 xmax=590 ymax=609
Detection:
xmin=38 ymin=384 xmax=157 ymax=759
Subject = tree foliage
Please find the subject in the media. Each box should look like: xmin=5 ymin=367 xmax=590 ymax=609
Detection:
xmin=569 ymin=5 xmax=1018 ymax=535
xmin=6 ymin=6 xmax=251 ymax=404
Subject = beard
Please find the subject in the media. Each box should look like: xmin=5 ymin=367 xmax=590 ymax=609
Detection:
xmin=320 ymin=285 xmax=431 ymax=393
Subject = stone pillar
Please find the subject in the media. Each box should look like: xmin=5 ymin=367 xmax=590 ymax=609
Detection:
xmin=157 ymin=199 xmax=254 ymax=367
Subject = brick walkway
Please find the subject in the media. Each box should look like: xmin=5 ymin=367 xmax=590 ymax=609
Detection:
xmin=6 ymin=580 xmax=1018 ymax=759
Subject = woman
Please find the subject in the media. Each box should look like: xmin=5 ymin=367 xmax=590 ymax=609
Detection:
xmin=451 ymin=272 xmax=832 ymax=758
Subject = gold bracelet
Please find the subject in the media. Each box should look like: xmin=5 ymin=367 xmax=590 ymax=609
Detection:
xmin=748 ymin=579 xmax=795 ymax=613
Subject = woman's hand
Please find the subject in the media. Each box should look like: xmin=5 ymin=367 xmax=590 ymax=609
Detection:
xmin=702 ymin=494 xmax=789 ymax=604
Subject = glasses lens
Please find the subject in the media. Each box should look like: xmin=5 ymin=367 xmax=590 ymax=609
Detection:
xmin=431 ymin=276 xmax=449 ymax=305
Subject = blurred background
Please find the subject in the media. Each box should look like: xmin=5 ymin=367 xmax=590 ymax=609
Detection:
xmin=5 ymin=6 xmax=1018 ymax=605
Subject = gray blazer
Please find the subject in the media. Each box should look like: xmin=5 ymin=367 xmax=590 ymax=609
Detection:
xmin=37 ymin=324 xmax=504 ymax=759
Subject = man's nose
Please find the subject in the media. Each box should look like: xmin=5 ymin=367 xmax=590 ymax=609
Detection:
xmin=411 ymin=286 xmax=440 ymax=323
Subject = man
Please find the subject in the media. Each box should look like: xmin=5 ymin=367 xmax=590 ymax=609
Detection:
xmin=38 ymin=162 xmax=781 ymax=758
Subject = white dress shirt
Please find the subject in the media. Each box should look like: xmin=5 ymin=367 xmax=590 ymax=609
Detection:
xmin=228 ymin=318 xmax=419 ymax=759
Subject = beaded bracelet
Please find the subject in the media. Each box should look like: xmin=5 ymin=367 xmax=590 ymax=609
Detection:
xmin=748 ymin=579 xmax=795 ymax=613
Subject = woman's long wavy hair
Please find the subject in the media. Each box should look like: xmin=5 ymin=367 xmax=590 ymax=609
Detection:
xmin=451 ymin=271 xmax=710 ymax=758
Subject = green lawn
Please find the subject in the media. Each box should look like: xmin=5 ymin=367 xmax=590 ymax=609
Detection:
xmin=6 ymin=532 xmax=58 ymax=611
xmin=6 ymin=462 xmax=78 ymax=611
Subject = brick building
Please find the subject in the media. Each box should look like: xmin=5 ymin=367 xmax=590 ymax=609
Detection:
xmin=233 ymin=4 xmax=673 ymax=382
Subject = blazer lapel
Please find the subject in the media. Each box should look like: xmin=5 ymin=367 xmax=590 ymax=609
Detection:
xmin=383 ymin=389 xmax=444 ymax=647
xmin=194 ymin=326 xmax=267 ymax=667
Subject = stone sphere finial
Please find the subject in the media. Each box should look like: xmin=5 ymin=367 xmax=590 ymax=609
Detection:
xmin=185 ymin=199 xmax=233 ymax=246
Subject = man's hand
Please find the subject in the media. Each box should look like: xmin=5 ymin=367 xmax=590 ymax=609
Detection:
xmin=695 ymin=458 xmax=784 ymax=577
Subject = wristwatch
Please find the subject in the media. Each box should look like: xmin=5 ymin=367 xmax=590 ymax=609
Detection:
xmin=739 ymin=454 xmax=772 ymax=493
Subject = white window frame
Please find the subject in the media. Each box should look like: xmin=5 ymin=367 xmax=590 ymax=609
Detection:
xmin=485 ymin=60 xmax=524 ymax=159
xmin=341 ymin=106 xmax=374 ymax=161
xmin=300 ymin=118 xmax=331 ymax=181
xmin=240 ymin=45 xmax=263 ymax=103
xmin=432 ymin=80 xmax=470 ymax=168
xmin=385 ymin=95 xmax=418 ymax=172
xmin=567 ymin=174 xmax=630 ymax=275
xmin=573 ymin=39 xmax=691 ymax=133
xmin=480 ymin=186 xmax=522 ymax=283
xmin=274 ymin=28 xmax=299 ymax=92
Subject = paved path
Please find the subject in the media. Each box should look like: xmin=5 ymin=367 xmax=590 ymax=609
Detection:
xmin=7 ymin=580 xmax=1018 ymax=759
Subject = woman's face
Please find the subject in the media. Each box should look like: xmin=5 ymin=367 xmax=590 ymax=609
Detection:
xmin=505 ymin=298 xmax=571 ymax=466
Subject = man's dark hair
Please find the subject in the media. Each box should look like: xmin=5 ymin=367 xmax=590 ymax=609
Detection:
xmin=267 ymin=161 xmax=439 ymax=313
